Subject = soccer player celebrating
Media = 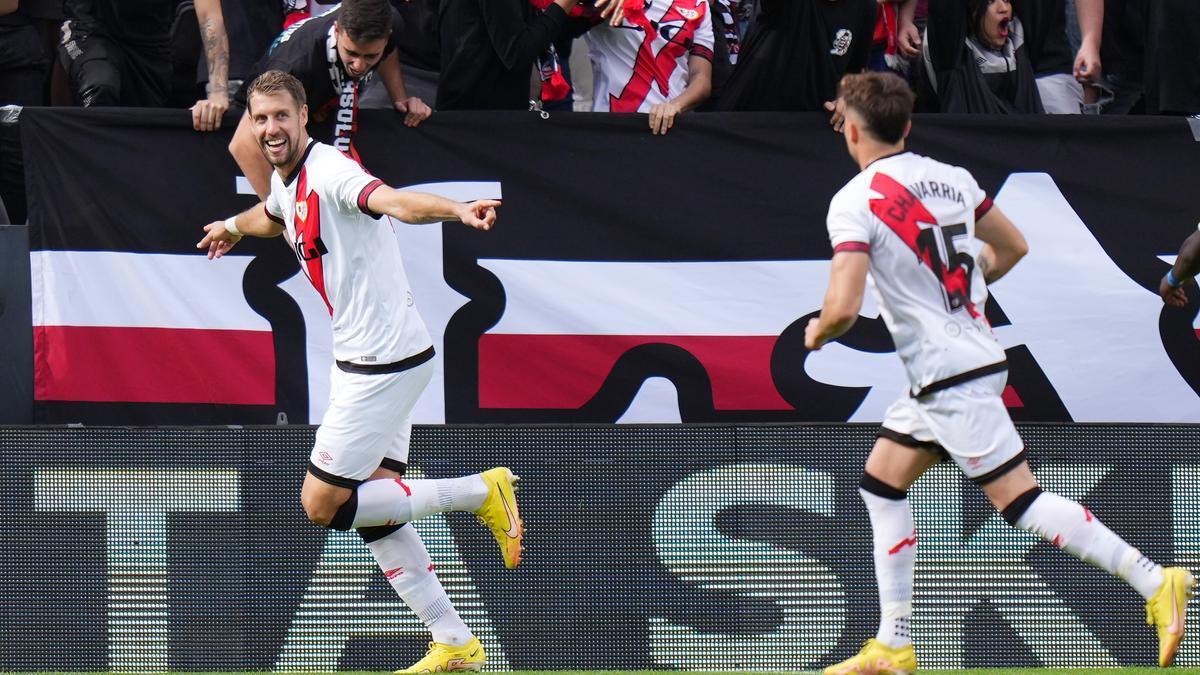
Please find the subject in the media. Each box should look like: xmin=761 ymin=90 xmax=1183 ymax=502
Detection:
xmin=810 ymin=71 xmax=1193 ymax=674
xmin=198 ymin=70 xmax=513 ymax=673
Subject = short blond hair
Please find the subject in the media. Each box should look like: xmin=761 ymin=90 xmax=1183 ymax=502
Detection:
xmin=246 ymin=70 xmax=307 ymax=113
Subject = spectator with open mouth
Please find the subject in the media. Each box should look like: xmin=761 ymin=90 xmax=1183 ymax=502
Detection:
xmin=917 ymin=0 xmax=1043 ymax=113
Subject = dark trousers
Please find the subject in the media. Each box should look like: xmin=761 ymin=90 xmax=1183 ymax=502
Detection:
xmin=0 ymin=22 xmax=46 ymax=224
xmin=58 ymin=21 xmax=171 ymax=107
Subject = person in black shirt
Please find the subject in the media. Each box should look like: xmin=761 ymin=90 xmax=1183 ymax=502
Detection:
xmin=1143 ymin=0 xmax=1200 ymax=115
xmin=229 ymin=0 xmax=432 ymax=198
xmin=58 ymin=0 xmax=232 ymax=127
xmin=436 ymin=0 xmax=582 ymax=110
xmin=714 ymin=0 xmax=876 ymax=114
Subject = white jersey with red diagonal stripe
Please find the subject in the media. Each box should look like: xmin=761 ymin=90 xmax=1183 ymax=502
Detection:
xmin=826 ymin=151 xmax=1004 ymax=394
xmin=266 ymin=140 xmax=432 ymax=365
xmin=586 ymin=0 xmax=715 ymax=113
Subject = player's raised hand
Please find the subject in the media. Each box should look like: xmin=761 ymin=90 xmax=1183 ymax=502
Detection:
xmin=458 ymin=200 xmax=500 ymax=231
xmin=197 ymin=220 xmax=242 ymax=259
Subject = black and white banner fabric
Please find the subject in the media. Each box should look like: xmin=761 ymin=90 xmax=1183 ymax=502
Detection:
xmin=22 ymin=109 xmax=1200 ymax=424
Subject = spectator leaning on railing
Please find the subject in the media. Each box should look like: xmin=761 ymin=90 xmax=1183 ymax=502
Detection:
xmin=227 ymin=0 xmax=431 ymax=199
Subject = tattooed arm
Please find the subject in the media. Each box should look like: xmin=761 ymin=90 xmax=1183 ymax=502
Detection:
xmin=191 ymin=0 xmax=231 ymax=132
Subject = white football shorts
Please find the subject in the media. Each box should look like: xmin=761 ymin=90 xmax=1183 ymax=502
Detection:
xmin=880 ymin=371 xmax=1025 ymax=481
xmin=309 ymin=359 xmax=433 ymax=485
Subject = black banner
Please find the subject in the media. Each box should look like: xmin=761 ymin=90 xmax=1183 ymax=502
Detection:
xmin=19 ymin=109 xmax=1200 ymax=425
xmin=1 ymin=423 xmax=1198 ymax=670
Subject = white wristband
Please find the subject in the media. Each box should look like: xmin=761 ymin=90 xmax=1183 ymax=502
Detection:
xmin=224 ymin=216 xmax=242 ymax=236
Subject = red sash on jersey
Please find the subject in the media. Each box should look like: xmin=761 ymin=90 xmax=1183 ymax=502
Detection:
xmin=293 ymin=168 xmax=334 ymax=316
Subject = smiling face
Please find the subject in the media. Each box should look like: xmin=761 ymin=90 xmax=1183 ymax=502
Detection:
xmin=248 ymin=90 xmax=309 ymax=175
xmin=977 ymin=0 xmax=1013 ymax=50
xmin=334 ymin=23 xmax=389 ymax=80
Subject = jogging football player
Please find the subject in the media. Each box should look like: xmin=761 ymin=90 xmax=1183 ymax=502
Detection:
xmin=809 ymin=71 xmax=1193 ymax=674
xmin=198 ymin=70 xmax=510 ymax=673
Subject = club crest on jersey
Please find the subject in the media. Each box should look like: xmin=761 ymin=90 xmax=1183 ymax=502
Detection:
xmin=296 ymin=200 xmax=309 ymax=221
xmin=830 ymin=29 xmax=853 ymax=56
xmin=677 ymin=6 xmax=699 ymax=20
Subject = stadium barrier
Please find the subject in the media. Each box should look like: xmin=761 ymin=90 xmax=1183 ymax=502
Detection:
xmin=3 ymin=422 xmax=1199 ymax=670
xmin=18 ymin=109 xmax=1200 ymax=426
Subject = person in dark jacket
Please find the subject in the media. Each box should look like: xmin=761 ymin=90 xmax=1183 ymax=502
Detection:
xmin=436 ymin=0 xmax=581 ymax=110
xmin=918 ymin=0 xmax=1043 ymax=113
xmin=715 ymin=0 xmax=875 ymax=113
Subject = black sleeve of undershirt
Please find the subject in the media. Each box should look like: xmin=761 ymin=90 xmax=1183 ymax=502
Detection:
xmin=478 ymin=0 xmax=571 ymax=70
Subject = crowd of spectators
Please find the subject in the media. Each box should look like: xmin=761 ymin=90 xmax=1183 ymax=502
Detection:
xmin=0 ymin=0 xmax=1198 ymax=222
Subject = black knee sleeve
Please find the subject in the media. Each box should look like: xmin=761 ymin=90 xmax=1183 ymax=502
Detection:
xmin=327 ymin=490 xmax=359 ymax=531
xmin=1001 ymin=486 xmax=1043 ymax=526
xmin=860 ymin=472 xmax=908 ymax=500
xmin=358 ymin=523 xmax=405 ymax=543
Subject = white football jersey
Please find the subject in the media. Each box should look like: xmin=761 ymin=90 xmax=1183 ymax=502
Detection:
xmin=826 ymin=151 xmax=1005 ymax=395
xmin=586 ymin=0 xmax=714 ymax=113
xmin=266 ymin=141 xmax=433 ymax=366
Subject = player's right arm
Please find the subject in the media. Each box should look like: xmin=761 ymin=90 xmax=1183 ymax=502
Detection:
xmin=197 ymin=203 xmax=285 ymax=260
xmin=228 ymin=111 xmax=273 ymax=199
xmin=974 ymin=205 xmax=1029 ymax=284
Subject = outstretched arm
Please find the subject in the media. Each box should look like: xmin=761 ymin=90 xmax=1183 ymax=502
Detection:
xmin=805 ymin=251 xmax=870 ymax=350
xmin=1161 ymin=229 xmax=1200 ymax=307
xmin=366 ymin=185 xmax=500 ymax=229
xmin=197 ymin=204 xmax=285 ymax=259
xmin=974 ymin=205 xmax=1029 ymax=284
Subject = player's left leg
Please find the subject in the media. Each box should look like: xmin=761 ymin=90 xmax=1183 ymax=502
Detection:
xmin=983 ymin=461 xmax=1193 ymax=667
xmin=927 ymin=373 xmax=1193 ymax=667
xmin=358 ymin=466 xmax=485 ymax=673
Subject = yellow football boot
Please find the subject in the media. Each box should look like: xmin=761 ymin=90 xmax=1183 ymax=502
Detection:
xmin=475 ymin=467 xmax=524 ymax=568
xmin=395 ymin=637 xmax=486 ymax=673
xmin=823 ymin=638 xmax=916 ymax=675
xmin=1146 ymin=566 xmax=1196 ymax=667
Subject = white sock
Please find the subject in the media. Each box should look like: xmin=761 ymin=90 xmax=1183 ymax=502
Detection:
xmin=352 ymin=475 xmax=488 ymax=529
xmin=1014 ymin=491 xmax=1164 ymax=600
xmin=367 ymin=524 xmax=473 ymax=646
xmin=861 ymin=487 xmax=915 ymax=649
